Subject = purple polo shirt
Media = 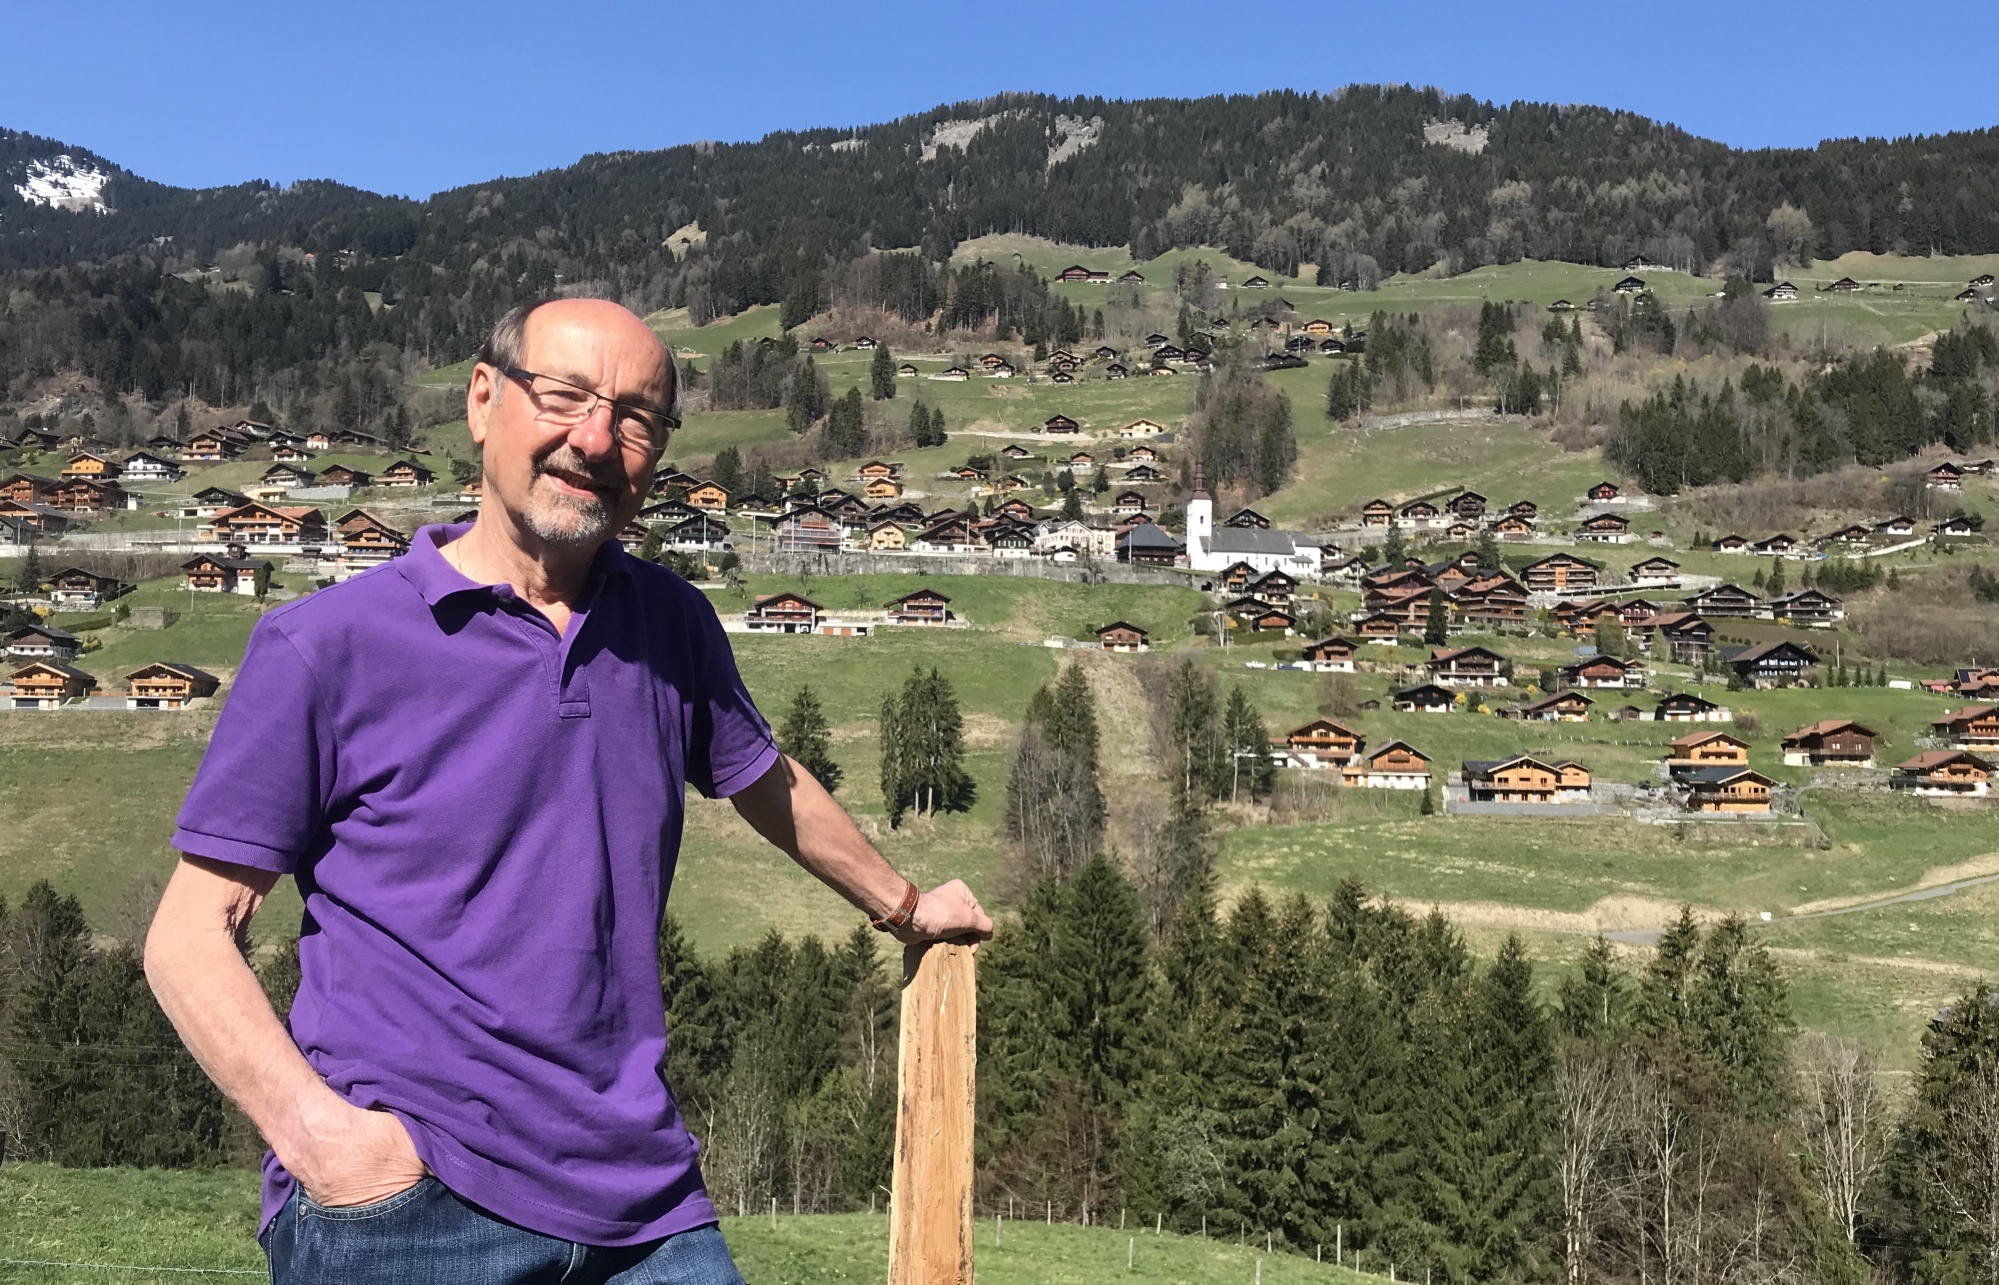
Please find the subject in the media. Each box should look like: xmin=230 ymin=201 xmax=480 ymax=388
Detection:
xmin=172 ymin=524 xmax=779 ymax=1245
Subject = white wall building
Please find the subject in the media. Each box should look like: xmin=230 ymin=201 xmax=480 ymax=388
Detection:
xmin=1184 ymin=470 xmax=1326 ymax=577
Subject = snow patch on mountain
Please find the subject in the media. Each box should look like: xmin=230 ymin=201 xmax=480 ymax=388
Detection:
xmin=13 ymin=155 xmax=115 ymax=213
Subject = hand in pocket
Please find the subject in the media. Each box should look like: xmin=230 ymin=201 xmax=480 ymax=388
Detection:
xmin=289 ymin=1100 xmax=429 ymax=1209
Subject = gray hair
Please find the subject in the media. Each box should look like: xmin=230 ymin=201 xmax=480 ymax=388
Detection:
xmin=478 ymin=298 xmax=681 ymax=422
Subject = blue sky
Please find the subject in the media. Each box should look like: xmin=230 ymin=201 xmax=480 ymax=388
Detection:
xmin=6 ymin=0 xmax=1995 ymax=198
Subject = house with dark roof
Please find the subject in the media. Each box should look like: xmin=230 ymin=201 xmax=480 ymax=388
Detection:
xmin=1392 ymin=683 xmax=1457 ymax=714
xmin=1514 ymin=690 xmax=1593 ymax=722
xmin=1340 ymin=741 xmax=1431 ymax=789
xmin=1300 ymin=637 xmax=1359 ymax=671
xmin=1782 ymin=720 xmax=1878 ymax=767
xmin=1654 ymin=691 xmax=1730 ymax=723
xmin=1893 ymin=750 xmax=1992 ymax=796
xmin=1097 ymin=621 xmax=1149 ymax=653
xmin=1681 ymin=766 xmax=1775 ymax=812
xmin=1116 ymin=522 xmax=1182 ymax=567
xmin=1427 ymin=646 xmax=1508 ymax=688
xmin=1721 ymin=640 xmax=1820 ymax=688
xmin=125 ymin=663 xmax=221 ymax=710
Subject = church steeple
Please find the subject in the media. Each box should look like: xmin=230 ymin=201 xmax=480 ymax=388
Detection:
xmin=1192 ymin=462 xmax=1210 ymax=501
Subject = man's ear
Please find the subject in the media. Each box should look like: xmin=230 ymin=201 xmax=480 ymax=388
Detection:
xmin=466 ymin=364 xmax=497 ymax=445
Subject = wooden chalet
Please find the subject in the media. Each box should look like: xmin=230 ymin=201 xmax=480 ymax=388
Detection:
xmin=1113 ymin=490 xmax=1148 ymax=516
xmin=1588 ymin=481 xmax=1621 ymax=502
xmin=1522 ymin=552 xmax=1599 ymax=593
xmin=182 ymin=429 xmax=247 ymax=461
xmin=1640 ymin=612 xmax=1713 ymax=664
xmin=125 ymin=663 xmax=220 ymax=710
xmin=9 ymin=661 xmax=97 ymax=709
xmin=1462 ymin=756 xmax=1588 ymax=804
xmin=207 ymin=503 xmax=329 ymax=547
xmin=854 ymin=337 xmax=878 ymax=350
xmin=999 ymin=445 xmax=1033 ymax=461
xmin=1042 ymin=414 xmax=1080 ymax=435
xmin=1392 ymin=682 xmax=1457 ymax=714
xmin=0 ymin=474 xmax=58 ymax=505
xmin=310 ymin=466 xmax=373 ymax=494
xmin=1721 ymin=640 xmax=1819 ymax=688
xmin=1935 ymin=515 xmax=1978 ymax=537
xmin=1933 ymin=705 xmax=1999 ymax=750
xmin=1654 ymin=691 xmax=1730 ymax=723
xmin=1119 ymin=418 xmax=1167 ymax=438
xmin=1065 ymin=452 xmax=1096 ymax=474
xmin=1781 ymin=720 xmax=1877 ymax=768
xmin=1559 ymin=655 xmax=1644 ymax=689
xmin=1629 ymin=556 xmax=1681 ymax=588
xmin=1353 ymin=611 xmax=1405 ymax=640
xmin=48 ymin=567 xmax=127 ymax=607
xmin=1747 ymin=533 xmax=1799 ymax=557
xmin=1225 ymin=508 xmax=1271 ymax=529
xmin=1122 ymin=464 xmax=1165 ymax=483
xmin=0 ymin=499 xmax=72 ymax=535
xmin=1117 ymin=271 xmax=1144 ymax=285
xmin=1767 ymin=589 xmax=1845 ymax=624
xmin=1712 ymin=534 xmax=1750 ymax=553
xmin=1926 ymin=462 xmax=1964 ymax=491
xmin=866 ymin=523 xmax=906 ymax=552
xmin=1575 ymin=513 xmax=1631 ymax=543
xmin=379 ymin=459 xmax=436 ymax=488
xmin=50 ymin=478 xmax=128 ymax=511
xmin=775 ymin=508 xmax=843 ymax=553
xmin=260 ymin=463 xmax=315 ymax=489
xmin=1247 ymin=571 xmax=1295 ymax=606
xmin=1056 ymin=264 xmax=1109 ymax=283
xmin=1360 ymin=499 xmax=1394 ymax=528
xmin=1682 ymin=766 xmax=1775 ymax=813
xmin=1277 ymin=719 xmax=1362 ymax=769
xmin=863 ymin=478 xmax=903 ymax=500
xmin=1491 ymin=513 xmax=1534 ymax=538
xmin=1875 ymin=516 xmax=1917 ymax=536
xmin=1397 ymin=499 xmax=1440 ymax=525
xmin=1300 ymin=637 xmax=1359 ymax=671
xmin=1666 ymin=731 xmax=1750 ymax=776
xmin=181 ymin=552 xmax=271 ymax=595
xmin=1683 ymin=584 xmax=1762 ymax=618
xmin=1764 ymin=282 xmax=1798 ymax=301
xmin=1452 ymin=575 xmax=1530 ymax=627
xmin=885 ymin=588 xmax=952 ymax=625
xmin=340 ymin=513 xmax=411 ymax=562
xmin=1341 ymin=741 xmax=1432 ymax=790
xmin=1513 ymin=690 xmax=1593 ymax=722
xmin=1097 ymin=621 xmax=1149 ymax=653
xmin=682 ymin=481 xmax=729 ymax=511
xmin=1893 ymin=750 xmax=1992 ymax=797
xmin=61 ymin=452 xmax=121 ymax=480
xmin=746 ymin=592 xmax=822 ymax=634
xmin=5 ymin=625 xmax=80 ymax=659
xmin=1427 ymin=646 xmax=1508 ymax=688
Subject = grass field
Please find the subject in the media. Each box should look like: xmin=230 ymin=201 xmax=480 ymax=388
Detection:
xmin=0 ymin=1164 xmax=1373 ymax=1285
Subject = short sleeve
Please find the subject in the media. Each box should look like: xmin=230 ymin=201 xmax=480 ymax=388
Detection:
xmin=680 ymin=591 xmax=778 ymax=799
xmin=172 ymin=620 xmax=333 ymax=873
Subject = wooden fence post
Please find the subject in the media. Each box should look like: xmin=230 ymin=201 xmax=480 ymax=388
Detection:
xmin=888 ymin=941 xmax=976 ymax=1285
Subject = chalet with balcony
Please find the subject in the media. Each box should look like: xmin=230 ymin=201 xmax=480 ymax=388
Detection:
xmin=746 ymin=592 xmax=822 ymax=634
xmin=1301 ymin=637 xmax=1359 ymax=671
xmin=1113 ymin=490 xmax=1148 ymax=517
xmin=0 ymin=474 xmax=58 ymax=506
xmin=49 ymin=478 xmax=128 ymax=511
xmin=1767 ymin=589 xmax=1845 ymax=624
xmin=125 ymin=663 xmax=221 ymax=710
xmin=339 ymin=513 xmax=410 ymax=563
xmin=1277 ymin=719 xmax=1363 ymax=769
xmin=1576 ymin=513 xmax=1631 ymax=543
xmin=61 ymin=452 xmax=121 ymax=480
xmin=1893 ymin=750 xmax=1992 ymax=797
xmin=1933 ymin=705 xmax=1999 ymax=750
xmin=1714 ymin=535 xmax=1750 ymax=553
xmin=1453 ymin=575 xmax=1531 ymax=627
xmin=1666 ymin=731 xmax=1750 ymax=777
xmin=885 ymin=588 xmax=952 ymax=625
xmin=1875 ymin=516 xmax=1917 ymax=536
xmin=1781 ymin=720 xmax=1877 ymax=767
xmin=1682 ymin=767 xmax=1774 ymax=813
xmin=1629 ymin=556 xmax=1681 ymax=589
xmin=1361 ymin=499 xmax=1394 ymax=527
xmin=1683 ymin=584 xmax=1762 ymax=618
xmin=1427 ymin=645 xmax=1507 ymax=688
xmin=1392 ymin=682 xmax=1456 ymax=714
xmin=379 ymin=459 xmax=437 ymax=488
xmin=1587 ymin=481 xmax=1621 ymax=502
xmin=121 ymin=451 xmax=183 ymax=483
xmin=1721 ymin=640 xmax=1819 ymax=688
xmin=1463 ymin=756 xmax=1592 ymax=804
xmin=1397 ymin=499 xmax=1440 ymax=526
xmin=0 ymin=499 xmax=72 ymax=535
xmin=9 ymin=661 xmax=96 ymax=709
xmin=1926 ymin=462 xmax=1964 ymax=491
xmin=1559 ymin=655 xmax=1645 ymax=689
xmin=866 ymin=522 xmax=906 ymax=552
xmin=1522 ymin=552 xmax=1600 ymax=593
xmin=1640 ymin=612 xmax=1713 ymax=664
xmin=1247 ymin=571 xmax=1296 ymax=606
xmin=1513 ymin=690 xmax=1593 ymax=722
xmin=5 ymin=625 xmax=80 ymax=659
xmin=182 ymin=429 xmax=248 ymax=461
xmin=1097 ymin=621 xmax=1149 ymax=653
xmin=1654 ymin=692 xmax=1730 ymax=723
xmin=1341 ymin=741 xmax=1431 ymax=790
xmin=260 ymin=463 xmax=315 ymax=490
xmin=207 ymin=503 xmax=329 ymax=548
xmin=48 ymin=567 xmax=127 ymax=608
xmin=181 ymin=552 xmax=271 ymax=595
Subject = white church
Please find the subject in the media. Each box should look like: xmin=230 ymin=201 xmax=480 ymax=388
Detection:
xmin=1183 ymin=469 xmax=1329 ymax=578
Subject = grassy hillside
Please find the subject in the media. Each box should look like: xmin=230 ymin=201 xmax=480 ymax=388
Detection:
xmin=0 ymin=1164 xmax=1370 ymax=1285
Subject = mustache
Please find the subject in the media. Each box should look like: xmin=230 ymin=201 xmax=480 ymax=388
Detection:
xmin=532 ymin=448 xmax=624 ymax=493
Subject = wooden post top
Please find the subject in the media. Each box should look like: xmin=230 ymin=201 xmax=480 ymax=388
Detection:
xmin=888 ymin=941 xmax=977 ymax=1285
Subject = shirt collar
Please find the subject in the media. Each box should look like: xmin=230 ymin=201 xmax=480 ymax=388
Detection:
xmin=398 ymin=523 xmax=634 ymax=608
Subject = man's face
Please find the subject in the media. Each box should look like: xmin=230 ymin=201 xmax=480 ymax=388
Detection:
xmin=466 ymin=300 xmax=671 ymax=550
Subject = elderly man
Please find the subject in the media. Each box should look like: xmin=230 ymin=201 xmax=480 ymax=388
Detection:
xmin=145 ymin=298 xmax=992 ymax=1284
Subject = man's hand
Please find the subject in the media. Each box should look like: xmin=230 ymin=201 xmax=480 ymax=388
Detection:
xmin=895 ymin=879 xmax=993 ymax=948
xmin=284 ymin=1096 xmax=427 ymax=1208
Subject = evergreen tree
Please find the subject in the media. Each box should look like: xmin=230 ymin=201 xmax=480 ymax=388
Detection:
xmin=711 ymin=444 xmax=746 ymax=494
xmin=1003 ymin=665 xmax=1106 ymax=883
xmin=824 ymin=387 xmax=866 ymax=458
xmin=1425 ymin=587 xmax=1451 ymax=645
xmin=1382 ymin=524 xmax=1408 ymax=567
xmin=1221 ymin=685 xmax=1276 ymax=802
xmin=1167 ymin=659 xmax=1229 ymax=801
xmin=638 ymin=527 xmax=664 ymax=563
xmin=1768 ymin=557 xmax=1787 ymax=598
xmin=1049 ymin=854 xmax=1152 ymax=1105
xmin=1459 ymin=936 xmax=1554 ymax=1281
xmin=16 ymin=543 xmax=43 ymax=594
xmin=1556 ymin=936 xmax=1629 ymax=1040
xmin=1475 ymin=528 xmax=1501 ymax=572
xmin=882 ymin=668 xmax=974 ymax=825
xmin=869 ymin=345 xmax=896 ymax=400
xmin=1060 ymin=488 xmax=1085 ymax=522
xmin=778 ymin=686 xmax=842 ymax=793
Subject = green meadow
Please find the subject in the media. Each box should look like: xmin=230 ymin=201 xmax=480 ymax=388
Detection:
xmin=0 ymin=1164 xmax=1375 ymax=1285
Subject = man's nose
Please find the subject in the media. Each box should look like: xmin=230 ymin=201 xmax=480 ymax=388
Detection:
xmin=564 ymin=402 xmax=620 ymax=459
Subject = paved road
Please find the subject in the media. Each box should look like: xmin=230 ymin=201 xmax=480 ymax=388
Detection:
xmin=1603 ymin=872 xmax=1999 ymax=945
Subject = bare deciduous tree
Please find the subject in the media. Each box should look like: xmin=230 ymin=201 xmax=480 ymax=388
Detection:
xmin=1794 ymin=1034 xmax=1891 ymax=1244
xmin=1556 ymin=1043 xmax=1630 ymax=1285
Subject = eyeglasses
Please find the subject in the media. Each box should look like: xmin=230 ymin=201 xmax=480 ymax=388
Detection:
xmin=498 ymin=366 xmax=678 ymax=451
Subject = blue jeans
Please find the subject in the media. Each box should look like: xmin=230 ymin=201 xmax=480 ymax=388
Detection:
xmin=263 ymin=1178 xmax=746 ymax=1285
